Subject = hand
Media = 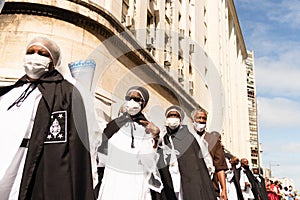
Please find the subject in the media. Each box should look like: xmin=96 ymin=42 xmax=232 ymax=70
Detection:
xmin=140 ymin=120 xmax=160 ymax=148
xmin=230 ymin=156 xmax=239 ymax=165
xmin=220 ymin=190 xmax=228 ymax=200
xmin=245 ymin=182 xmax=250 ymax=188
xmin=139 ymin=120 xmax=160 ymax=140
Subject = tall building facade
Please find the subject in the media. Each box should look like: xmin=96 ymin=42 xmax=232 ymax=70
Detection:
xmin=246 ymin=50 xmax=262 ymax=169
xmin=0 ymin=0 xmax=257 ymax=163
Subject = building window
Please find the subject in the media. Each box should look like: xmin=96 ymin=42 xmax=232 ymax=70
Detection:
xmin=121 ymin=0 xmax=130 ymax=23
xmin=189 ymin=63 xmax=193 ymax=75
xmin=189 ymin=80 xmax=194 ymax=95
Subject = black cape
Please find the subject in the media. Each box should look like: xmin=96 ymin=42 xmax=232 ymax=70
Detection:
xmin=232 ymin=166 xmax=245 ymax=200
xmin=0 ymin=70 xmax=95 ymax=200
xmin=152 ymin=125 xmax=217 ymax=200
xmin=243 ymin=167 xmax=260 ymax=200
xmin=254 ymin=174 xmax=268 ymax=200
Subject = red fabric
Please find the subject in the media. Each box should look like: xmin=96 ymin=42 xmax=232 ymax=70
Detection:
xmin=267 ymin=184 xmax=279 ymax=200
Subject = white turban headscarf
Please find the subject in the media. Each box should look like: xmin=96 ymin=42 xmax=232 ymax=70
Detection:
xmin=26 ymin=36 xmax=62 ymax=67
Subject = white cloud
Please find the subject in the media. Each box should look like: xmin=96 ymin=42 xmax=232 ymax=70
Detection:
xmin=267 ymin=0 xmax=300 ymax=28
xmin=255 ymin=47 xmax=300 ymax=98
xmin=237 ymin=0 xmax=300 ymax=28
xmin=236 ymin=0 xmax=271 ymax=10
xmin=262 ymin=150 xmax=300 ymax=190
xmin=236 ymin=0 xmax=300 ymax=56
xmin=257 ymin=97 xmax=300 ymax=128
xmin=283 ymin=143 xmax=300 ymax=153
xmin=236 ymin=0 xmax=300 ymax=191
xmin=265 ymin=142 xmax=300 ymax=155
xmin=244 ymin=19 xmax=300 ymax=56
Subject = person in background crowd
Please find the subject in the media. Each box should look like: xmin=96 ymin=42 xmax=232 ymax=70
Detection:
xmin=239 ymin=158 xmax=255 ymax=200
xmin=191 ymin=108 xmax=228 ymax=200
xmin=224 ymin=155 xmax=239 ymax=200
xmin=277 ymin=182 xmax=284 ymax=200
xmin=289 ymin=185 xmax=296 ymax=200
xmin=153 ymin=105 xmax=216 ymax=200
xmin=97 ymin=86 xmax=161 ymax=200
xmin=283 ymin=185 xmax=296 ymax=200
xmin=240 ymin=158 xmax=260 ymax=200
xmin=252 ymin=168 xmax=268 ymax=200
xmin=224 ymin=154 xmax=244 ymax=200
xmin=229 ymin=156 xmax=245 ymax=200
xmin=266 ymin=179 xmax=275 ymax=200
xmin=0 ymin=36 xmax=95 ymax=199
xmin=283 ymin=186 xmax=290 ymax=200
xmin=267 ymin=180 xmax=280 ymax=200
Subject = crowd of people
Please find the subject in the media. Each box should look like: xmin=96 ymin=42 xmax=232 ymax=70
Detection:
xmin=0 ymin=36 xmax=298 ymax=200
xmin=265 ymin=179 xmax=297 ymax=200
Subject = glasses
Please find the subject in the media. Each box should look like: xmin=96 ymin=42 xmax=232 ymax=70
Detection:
xmin=196 ymin=116 xmax=207 ymax=120
xmin=125 ymin=95 xmax=143 ymax=103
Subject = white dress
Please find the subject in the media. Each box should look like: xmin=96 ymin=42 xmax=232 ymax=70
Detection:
xmin=0 ymin=83 xmax=42 ymax=199
xmin=240 ymin=168 xmax=255 ymax=200
xmin=98 ymin=121 xmax=160 ymax=200
xmin=225 ymin=158 xmax=239 ymax=200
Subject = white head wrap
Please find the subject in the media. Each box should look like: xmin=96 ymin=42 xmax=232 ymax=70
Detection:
xmin=26 ymin=36 xmax=61 ymax=67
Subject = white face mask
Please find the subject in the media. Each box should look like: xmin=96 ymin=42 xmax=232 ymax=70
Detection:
xmin=165 ymin=117 xmax=181 ymax=130
xmin=24 ymin=53 xmax=51 ymax=79
xmin=193 ymin=122 xmax=206 ymax=132
xmin=124 ymin=99 xmax=141 ymax=116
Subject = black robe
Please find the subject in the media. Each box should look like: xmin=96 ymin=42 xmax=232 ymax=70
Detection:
xmin=243 ymin=167 xmax=260 ymax=200
xmin=254 ymin=174 xmax=268 ymax=200
xmin=0 ymin=70 xmax=95 ymax=200
xmin=232 ymin=166 xmax=245 ymax=200
xmin=153 ymin=125 xmax=217 ymax=200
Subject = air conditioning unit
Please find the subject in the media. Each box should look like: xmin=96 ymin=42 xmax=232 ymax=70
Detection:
xmin=179 ymin=29 xmax=184 ymax=39
xmin=178 ymin=48 xmax=183 ymax=57
xmin=178 ymin=69 xmax=184 ymax=82
xmin=125 ymin=15 xmax=132 ymax=27
xmin=189 ymin=80 xmax=194 ymax=90
xmin=164 ymin=60 xmax=171 ymax=67
xmin=146 ymin=36 xmax=155 ymax=48
xmin=178 ymin=76 xmax=184 ymax=82
xmin=189 ymin=43 xmax=195 ymax=54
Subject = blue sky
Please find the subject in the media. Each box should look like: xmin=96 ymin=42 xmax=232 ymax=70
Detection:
xmin=235 ymin=0 xmax=300 ymax=191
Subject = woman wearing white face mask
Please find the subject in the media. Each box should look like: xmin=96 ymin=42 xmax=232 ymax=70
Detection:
xmin=152 ymin=105 xmax=217 ymax=200
xmin=0 ymin=36 xmax=95 ymax=199
xmin=97 ymin=86 xmax=162 ymax=200
xmin=24 ymin=45 xmax=54 ymax=80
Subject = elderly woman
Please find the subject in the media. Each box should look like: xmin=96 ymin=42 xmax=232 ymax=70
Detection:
xmin=154 ymin=105 xmax=217 ymax=200
xmin=97 ymin=86 xmax=161 ymax=200
xmin=0 ymin=36 xmax=95 ymax=199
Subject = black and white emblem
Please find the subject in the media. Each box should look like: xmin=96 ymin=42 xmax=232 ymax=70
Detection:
xmin=45 ymin=111 xmax=67 ymax=143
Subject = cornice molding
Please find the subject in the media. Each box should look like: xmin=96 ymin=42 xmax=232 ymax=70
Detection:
xmin=227 ymin=0 xmax=248 ymax=60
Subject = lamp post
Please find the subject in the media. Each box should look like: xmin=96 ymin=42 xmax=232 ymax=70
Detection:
xmin=269 ymin=161 xmax=280 ymax=178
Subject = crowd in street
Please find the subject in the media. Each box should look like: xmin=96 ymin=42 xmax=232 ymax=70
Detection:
xmin=0 ymin=36 xmax=298 ymax=200
xmin=265 ymin=179 xmax=297 ymax=200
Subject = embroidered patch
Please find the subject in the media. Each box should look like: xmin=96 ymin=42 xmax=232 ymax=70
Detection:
xmin=45 ymin=111 xmax=67 ymax=143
